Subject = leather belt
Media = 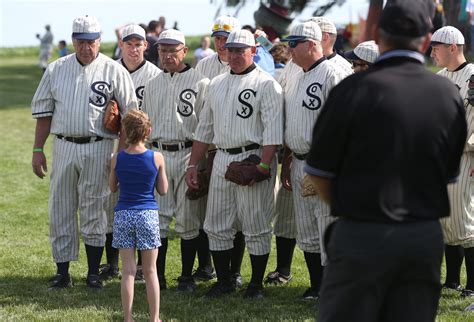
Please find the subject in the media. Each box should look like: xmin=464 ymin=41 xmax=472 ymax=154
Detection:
xmin=219 ymin=143 xmax=260 ymax=155
xmin=151 ymin=140 xmax=193 ymax=151
xmin=56 ymin=135 xmax=103 ymax=144
xmin=293 ymin=152 xmax=308 ymax=161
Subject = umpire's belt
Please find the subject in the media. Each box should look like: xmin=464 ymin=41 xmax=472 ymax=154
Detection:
xmin=293 ymin=152 xmax=308 ymax=161
xmin=56 ymin=135 xmax=103 ymax=144
xmin=152 ymin=140 xmax=193 ymax=151
xmin=219 ymin=143 xmax=260 ymax=155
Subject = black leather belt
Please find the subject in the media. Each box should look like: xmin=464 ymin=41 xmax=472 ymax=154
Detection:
xmin=151 ymin=140 xmax=193 ymax=151
xmin=219 ymin=143 xmax=260 ymax=155
xmin=293 ymin=152 xmax=308 ymax=160
xmin=56 ymin=135 xmax=103 ymax=144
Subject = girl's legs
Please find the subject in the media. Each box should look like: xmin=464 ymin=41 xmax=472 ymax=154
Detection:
xmin=120 ymin=248 xmax=137 ymax=322
xmin=141 ymin=248 xmax=160 ymax=322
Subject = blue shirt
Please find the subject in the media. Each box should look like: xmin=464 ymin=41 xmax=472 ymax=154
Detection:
xmin=115 ymin=149 xmax=158 ymax=211
xmin=254 ymin=46 xmax=275 ymax=76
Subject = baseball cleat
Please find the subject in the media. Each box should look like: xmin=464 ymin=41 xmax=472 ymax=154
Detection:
xmin=204 ymin=281 xmax=236 ymax=298
xmin=231 ymin=273 xmax=243 ymax=288
xmin=86 ymin=274 xmax=103 ymax=290
xmin=192 ymin=266 xmax=216 ymax=282
xmin=442 ymin=282 xmax=462 ymax=291
xmin=177 ymin=276 xmax=197 ymax=293
xmin=302 ymin=287 xmax=319 ymax=300
xmin=264 ymin=271 xmax=292 ymax=285
xmin=48 ymin=274 xmax=73 ymax=291
xmin=243 ymin=283 xmax=264 ymax=299
xmin=98 ymin=264 xmax=120 ymax=281
xmin=461 ymin=289 xmax=474 ymax=297
xmin=135 ymin=265 xmax=145 ymax=284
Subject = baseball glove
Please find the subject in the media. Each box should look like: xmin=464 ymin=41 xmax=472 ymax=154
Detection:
xmin=185 ymin=150 xmax=216 ymax=200
xmin=225 ymin=154 xmax=271 ymax=186
xmin=103 ymin=99 xmax=121 ymax=134
xmin=300 ymin=174 xmax=317 ymax=197
xmin=468 ymin=74 xmax=474 ymax=106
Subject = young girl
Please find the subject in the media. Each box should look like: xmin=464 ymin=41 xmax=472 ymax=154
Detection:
xmin=109 ymin=109 xmax=168 ymax=322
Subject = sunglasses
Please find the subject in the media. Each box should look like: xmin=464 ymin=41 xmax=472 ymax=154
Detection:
xmin=288 ymin=39 xmax=308 ymax=48
xmin=352 ymin=61 xmax=368 ymax=67
xmin=212 ymin=24 xmax=232 ymax=32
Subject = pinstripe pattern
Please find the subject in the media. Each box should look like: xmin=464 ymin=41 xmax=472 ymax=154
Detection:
xmin=438 ymin=64 xmax=474 ymax=247
xmin=277 ymin=60 xmax=301 ymax=91
xmin=32 ymin=53 xmax=138 ymax=138
xmin=194 ymin=67 xmax=283 ymax=147
xmin=285 ymin=59 xmax=345 ymax=154
xmin=142 ymin=68 xmax=209 ymax=143
xmin=195 ymin=53 xmax=230 ymax=80
xmin=204 ymin=149 xmax=277 ymax=255
xmin=273 ymin=183 xmax=296 ymax=238
xmin=49 ymin=138 xmax=114 ymax=262
xmin=290 ymin=158 xmax=335 ymax=265
xmin=328 ymin=53 xmax=353 ymax=77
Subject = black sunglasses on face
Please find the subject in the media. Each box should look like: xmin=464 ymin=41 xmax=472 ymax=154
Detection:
xmin=288 ymin=39 xmax=308 ymax=48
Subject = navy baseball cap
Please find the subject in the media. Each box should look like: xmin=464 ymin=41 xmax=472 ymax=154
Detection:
xmin=379 ymin=0 xmax=435 ymax=37
xmin=72 ymin=15 xmax=101 ymax=40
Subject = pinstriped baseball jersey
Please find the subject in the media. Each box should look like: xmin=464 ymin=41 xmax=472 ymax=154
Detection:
xmin=438 ymin=63 xmax=474 ymax=247
xmin=32 ymin=53 xmax=138 ymax=138
xmin=277 ymin=60 xmax=302 ymax=91
xmin=194 ymin=66 xmax=283 ymax=148
xmin=118 ymin=59 xmax=162 ymax=109
xmin=328 ymin=53 xmax=353 ymax=77
xmin=285 ymin=58 xmax=345 ymax=154
xmin=195 ymin=53 xmax=230 ymax=80
xmin=142 ymin=66 xmax=209 ymax=143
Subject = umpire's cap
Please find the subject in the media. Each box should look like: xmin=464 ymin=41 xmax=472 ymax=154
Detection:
xmin=72 ymin=15 xmax=101 ymax=40
xmin=379 ymin=0 xmax=435 ymax=37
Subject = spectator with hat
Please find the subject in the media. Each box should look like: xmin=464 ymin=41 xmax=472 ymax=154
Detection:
xmin=344 ymin=40 xmax=379 ymax=73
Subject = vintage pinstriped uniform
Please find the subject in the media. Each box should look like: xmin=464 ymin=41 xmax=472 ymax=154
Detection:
xmin=195 ymin=53 xmax=230 ymax=80
xmin=438 ymin=63 xmax=474 ymax=248
xmin=284 ymin=57 xmax=345 ymax=264
xmin=194 ymin=65 xmax=283 ymax=255
xmin=142 ymin=65 xmax=209 ymax=240
xmin=31 ymin=52 xmax=137 ymax=262
xmin=327 ymin=52 xmax=353 ymax=77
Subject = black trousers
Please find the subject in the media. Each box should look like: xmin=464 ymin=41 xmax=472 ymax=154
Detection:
xmin=318 ymin=219 xmax=443 ymax=322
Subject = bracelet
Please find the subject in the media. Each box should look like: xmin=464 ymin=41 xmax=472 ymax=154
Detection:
xmin=258 ymin=162 xmax=270 ymax=170
xmin=33 ymin=148 xmax=43 ymax=153
xmin=186 ymin=164 xmax=197 ymax=171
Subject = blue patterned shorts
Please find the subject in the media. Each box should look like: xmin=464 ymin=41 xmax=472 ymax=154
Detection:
xmin=112 ymin=209 xmax=161 ymax=250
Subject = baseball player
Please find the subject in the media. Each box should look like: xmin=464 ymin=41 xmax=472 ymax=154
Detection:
xmin=195 ymin=15 xmax=247 ymax=288
xmin=309 ymin=17 xmax=353 ymax=77
xmin=31 ymin=15 xmax=138 ymax=290
xmin=344 ymin=40 xmax=379 ymax=73
xmin=186 ymin=29 xmax=283 ymax=299
xmin=431 ymin=25 xmax=474 ymax=297
xmin=36 ymin=24 xmax=53 ymax=71
xmin=100 ymin=24 xmax=162 ymax=283
xmin=141 ymin=29 xmax=210 ymax=293
xmin=280 ymin=21 xmax=345 ymax=300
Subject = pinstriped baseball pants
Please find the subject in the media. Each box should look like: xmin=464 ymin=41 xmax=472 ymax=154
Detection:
xmin=49 ymin=138 xmax=114 ymax=262
xmin=272 ymin=181 xmax=297 ymax=239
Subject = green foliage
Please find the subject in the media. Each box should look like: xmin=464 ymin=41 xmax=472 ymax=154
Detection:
xmin=0 ymin=47 xmax=473 ymax=321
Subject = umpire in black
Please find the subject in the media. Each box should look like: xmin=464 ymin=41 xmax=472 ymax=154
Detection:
xmin=305 ymin=0 xmax=467 ymax=321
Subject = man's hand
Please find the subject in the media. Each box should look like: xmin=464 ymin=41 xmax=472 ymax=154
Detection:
xmin=281 ymin=152 xmax=292 ymax=191
xmin=32 ymin=151 xmax=48 ymax=179
xmin=185 ymin=167 xmax=199 ymax=190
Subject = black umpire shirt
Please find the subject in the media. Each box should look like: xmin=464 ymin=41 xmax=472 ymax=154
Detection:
xmin=305 ymin=50 xmax=467 ymax=223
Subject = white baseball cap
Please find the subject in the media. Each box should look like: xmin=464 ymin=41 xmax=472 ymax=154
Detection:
xmin=224 ymin=29 xmax=255 ymax=48
xmin=431 ymin=26 xmax=465 ymax=45
xmin=344 ymin=40 xmax=379 ymax=64
xmin=308 ymin=17 xmax=337 ymax=34
xmin=212 ymin=16 xmax=241 ymax=37
xmin=121 ymin=24 xmax=146 ymax=41
xmin=72 ymin=15 xmax=101 ymax=40
xmin=281 ymin=21 xmax=322 ymax=42
xmin=156 ymin=29 xmax=185 ymax=46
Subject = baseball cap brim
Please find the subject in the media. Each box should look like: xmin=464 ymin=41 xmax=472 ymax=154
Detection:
xmin=344 ymin=50 xmax=360 ymax=61
xmin=123 ymin=34 xmax=145 ymax=41
xmin=72 ymin=32 xmax=100 ymax=40
xmin=156 ymin=39 xmax=183 ymax=45
xmin=280 ymin=35 xmax=307 ymax=42
xmin=224 ymin=42 xmax=252 ymax=48
xmin=212 ymin=30 xmax=230 ymax=37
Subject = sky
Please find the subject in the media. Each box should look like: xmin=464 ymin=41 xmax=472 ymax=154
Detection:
xmin=0 ymin=0 xmax=370 ymax=48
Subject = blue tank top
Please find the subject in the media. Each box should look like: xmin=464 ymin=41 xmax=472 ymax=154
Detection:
xmin=115 ymin=149 xmax=158 ymax=211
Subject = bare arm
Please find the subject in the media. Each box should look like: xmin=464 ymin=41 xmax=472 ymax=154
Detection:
xmin=117 ymin=130 xmax=127 ymax=152
xmin=280 ymin=146 xmax=292 ymax=191
xmin=185 ymin=140 xmax=210 ymax=189
xmin=308 ymin=175 xmax=332 ymax=205
xmin=109 ymin=154 xmax=119 ymax=193
xmin=154 ymin=152 xmax=168 ymax=196
xmin=32 ymin=116 xmax=52 ymax=179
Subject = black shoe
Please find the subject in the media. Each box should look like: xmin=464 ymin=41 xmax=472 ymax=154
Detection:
xmin=264 ymin=271 xmax=292 ymax=285
xmin=243 ymin=283 xmax=264 ymax=299
xmin=177 ymin=276 xmax=196 ymax=293
xmin=205 ymin=281 xmax=236 ymax=298
xmin=48 ymin=274 xmax=73 ymax=290
xmin=98 ymin=264 xmax=120 ymax=281
xmin=86 ymin=274 xmax=103 ymax=290
xmin=135 ymin=266 xmax=145 ymax=284
xmin=461 ymin=289 xmax=474 ymax=297
xmin=302 ymin=287 xmax=319 ymax=300
xmin=443 ymin=282 xmax=462 ymax=291
xmin=158 ymin=274 xmax=167 ymax=290
xmin=231 ymin=273 xmax=243 ymax=288
xmin=192 ymin=266 xmax=217 ymax=282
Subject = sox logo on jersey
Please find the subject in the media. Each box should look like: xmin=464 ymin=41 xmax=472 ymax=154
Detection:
xmin=90 ymin=81 xmax=111 ymax=107
xmin=178 ymin=89 xmax=197 ymax=117
xmin=303 ymin=83 xmax=323 ymax=110
xmin=237 ymin=89 xmax=255 ymax=118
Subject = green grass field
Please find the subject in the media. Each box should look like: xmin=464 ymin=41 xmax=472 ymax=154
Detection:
xmin=0 ymin=41 xmax=473 ymax=321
